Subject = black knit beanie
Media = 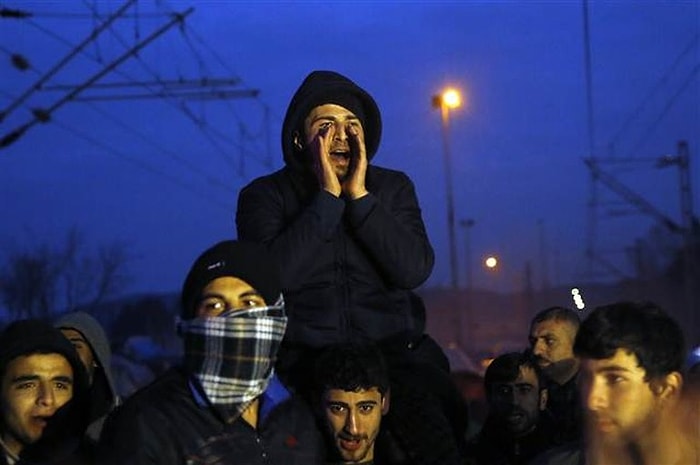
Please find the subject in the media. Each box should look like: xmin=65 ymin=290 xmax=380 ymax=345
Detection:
xmin=0 ymin=319 xmax=88 ymax=388
xmin=180 ymin=240 xmax=282 ymax=320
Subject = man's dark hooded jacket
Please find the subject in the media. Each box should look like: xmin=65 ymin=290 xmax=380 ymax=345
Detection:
xmin=236 ymin=70 xmax=434 ymax=349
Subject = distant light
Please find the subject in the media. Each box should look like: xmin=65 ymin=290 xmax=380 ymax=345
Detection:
xmin=442 ymin=88 xmax=461 ymax=109
xmin=571 ymin=287 xmax=585 ymax=310
xmin=485 ymin=256 xmax=498 ymax=269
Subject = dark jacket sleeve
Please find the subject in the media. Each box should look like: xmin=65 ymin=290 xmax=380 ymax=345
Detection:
xmin=345 ymin=171 xmax=434 ymax=288
xmin=236 ymin=175 xmax=346 ymax=289
xmin=96 ymin=403 xmax=178 ymax=465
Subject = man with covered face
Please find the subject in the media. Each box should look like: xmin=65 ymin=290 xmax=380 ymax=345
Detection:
xmin=96 ymin=240 xmax=324 ymax=464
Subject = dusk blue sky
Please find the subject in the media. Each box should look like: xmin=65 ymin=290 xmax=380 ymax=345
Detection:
xmin=1 ymin=1 xmax=698 ymax=303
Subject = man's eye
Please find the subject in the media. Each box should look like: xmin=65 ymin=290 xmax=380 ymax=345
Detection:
xmin=359 ymin=405 xmax=375 ymax=414
xmin=242 ymin=298 xmax=263 ymax=308
xmin=495 ymin=386 xmax=512 ymax=396
xmin=199 ymin=298 xmax=227 ymax=313
xmin=16 ymin=382 xmax=35 ymax=390
xmin=606 ymin=375 xmax=625 ymax=385
xmin=55 ymin=382 xmax=71 ymax=391
xmin=328 ymin=405 xmax=345 ymax=414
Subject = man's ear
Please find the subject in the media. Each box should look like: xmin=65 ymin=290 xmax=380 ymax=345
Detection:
xmin=292 ymin=131 xmax=304 ymax=151
xmin=381 ymin=389 xmax=391 ymax=415
xmin=539 ymin=387 xmax=548 ymax=411
xmin=652 ymin=371 xmax=683 ymax=401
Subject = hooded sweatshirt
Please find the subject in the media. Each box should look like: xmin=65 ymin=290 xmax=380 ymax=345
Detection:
xmin=54 ymin=311 xmax=120 ymax=444
xmin=236 ymin=70 xmax=434 ymax=348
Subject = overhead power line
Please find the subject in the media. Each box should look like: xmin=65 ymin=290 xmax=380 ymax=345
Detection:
xmin=0 ymin=7 xmax=194 ymax=150
xmin=64 ymin=89 xmax=259 ymax=102
xmin=42 ymin=77 xmax=242 ymax=90
xmin=0 ymin=0 xmax=137 ymax=123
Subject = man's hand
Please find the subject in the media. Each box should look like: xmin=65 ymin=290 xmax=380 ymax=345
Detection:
xmin=342 ymin=124 xmax=368 ymax=200
xmin=311 ymin=125 xmax=342 ymax=197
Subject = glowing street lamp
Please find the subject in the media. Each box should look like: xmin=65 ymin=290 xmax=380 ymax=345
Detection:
xmin=432 ymin=87 xmax=462 ymax=289
xmin=484 ymin=255 xmax=498 ymax=269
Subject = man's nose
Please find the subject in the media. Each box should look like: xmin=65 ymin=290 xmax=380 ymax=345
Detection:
xmin=532 ymin=340 xmax=546 ymax=357
xmin=333 ymin=123 xmax=348 ymax=141
xmin=583 ymin=379 xmax=606 ymax=412
xmin=36 ymin=383 xmax=56 ymax=407
xmin=344 ymin=411 xmax=359 ymax=435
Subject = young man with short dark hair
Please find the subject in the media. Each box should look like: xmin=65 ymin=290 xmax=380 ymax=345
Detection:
xmin=312 ymin=343 xmax=390 ymax=465
xmin=0 ymin=319 xmax=91 ymax=465
xmin=532 ymin=301 xmax=697 ymax=465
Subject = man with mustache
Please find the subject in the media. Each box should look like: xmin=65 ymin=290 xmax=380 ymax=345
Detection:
xmin=528 ymin=306 xmax=581 ymax=444
xmin=311 ymin=343 xmax=391 ymax=465
xmin=465 ymin=351 xmax=554 ymax=465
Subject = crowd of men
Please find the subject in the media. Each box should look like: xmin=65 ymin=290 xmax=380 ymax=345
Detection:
xmin=1 ymin=70 xmax=698 ymax=465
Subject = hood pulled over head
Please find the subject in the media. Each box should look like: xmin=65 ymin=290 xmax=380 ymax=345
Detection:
xmin=281 ymin=70 xmax=382 ymax=172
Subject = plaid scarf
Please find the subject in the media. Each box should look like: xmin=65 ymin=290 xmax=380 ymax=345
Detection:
xmin=178 ymin=298 xmax=287 ymax=423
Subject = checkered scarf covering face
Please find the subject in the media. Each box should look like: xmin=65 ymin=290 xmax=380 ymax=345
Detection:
xmin=178 ymin=297 xmax=287 ymax=423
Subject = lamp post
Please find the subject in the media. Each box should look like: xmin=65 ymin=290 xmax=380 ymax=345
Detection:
xmin=432 ymin=88 xmax=461 ymax=289
xmin=459 ymin=218 xmax=475 ymax=350
xmin=459 ymin=218 xmax=476 ymax=290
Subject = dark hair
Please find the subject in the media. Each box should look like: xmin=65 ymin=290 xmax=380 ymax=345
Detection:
xmin=312 ymin=343 xmax=390 ymax=397
xmin=530 ymin=306 xmax=581 ymax=330
xmin=574 ymin=301 xmax=685 ymax=380
xmin=484 ymin=351 xmax=545 ymax=395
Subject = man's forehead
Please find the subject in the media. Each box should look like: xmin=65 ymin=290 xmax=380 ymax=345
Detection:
xmin=581 ymin=348 xmax=644 ymax=374
xmin=531 ymin=318 xmax=574 ymax=334
xmin=499 ymin=366 xmax=538 ymax=385
xmin=306 ymin=104 xmax=360 ymax=121
xmin=60 ymin=327 xmax=88 ymax=342
xmin=324 ymin=386 xmax=382 ymax=401
xmin=5 ymin=353 xmax=72 ymax=377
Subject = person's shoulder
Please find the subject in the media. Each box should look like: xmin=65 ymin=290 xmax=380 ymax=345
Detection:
xmin=368 ymin=164 xmax=408 ymax=177
xmin=367 ymin=165 xmax=415 ymax=186
xmin=242 ymin=167 xmax=288 ymax=187
xmin=112 ymin=368 xmax=190 ymax=415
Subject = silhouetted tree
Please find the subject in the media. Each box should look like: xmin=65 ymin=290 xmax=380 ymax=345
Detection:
xmin=0 ymin=227 xmax=131 ymax=319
